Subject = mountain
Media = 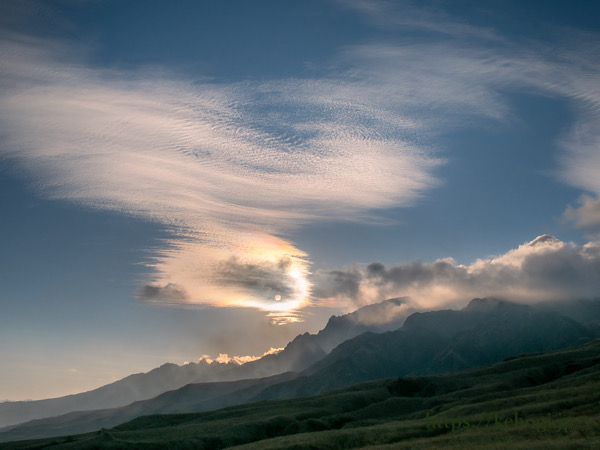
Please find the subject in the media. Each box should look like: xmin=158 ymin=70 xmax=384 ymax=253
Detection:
xmin=0 ymin=372 xmax=297 ymax=443
xmin=249 ymin=298 xmax=597 ymax=400
xmin=4 ymin=338 xmax=600 ymax=449
xmin=0 ymin=298 xmax=408 ymax=429
xmin=2 ymin=297 xmax=596 ymax=442
xmin=0 ymin=359 xmax=237 ymax=430
xmin=314 ymin=297 xmax=409 ymax=353
xmin=240 ymin=297 xmax=410 ymax=377
xmin=542 ymin=297 xmax=600 ymax=329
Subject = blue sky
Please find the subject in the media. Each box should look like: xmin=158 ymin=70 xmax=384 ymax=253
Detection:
xmin=1 ymin=0 xmax=600 ymax=400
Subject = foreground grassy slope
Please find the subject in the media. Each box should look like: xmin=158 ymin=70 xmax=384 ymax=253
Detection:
xmin=3 ymin=339 xmax=600 ymax=449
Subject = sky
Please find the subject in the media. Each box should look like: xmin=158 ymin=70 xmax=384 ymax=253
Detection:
xmin=1 ymin=0 xmax=600 ymax=401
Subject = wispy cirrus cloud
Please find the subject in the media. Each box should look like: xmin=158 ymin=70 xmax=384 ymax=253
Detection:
xmin=0 ymin=33 xmax=440 ymax=319
xmin=334 ymin=0 xmax=505 ymax=42
xmin=565 ymin=194 xmax=600 ymax=238
xmin=338 ymin=29 xmax=600 ymax=236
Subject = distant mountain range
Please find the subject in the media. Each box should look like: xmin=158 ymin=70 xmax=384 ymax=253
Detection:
xmin=1 ymin=297 xmax=598 ymax=442
xmin=0 ymin=298 xmax=408 ymax=429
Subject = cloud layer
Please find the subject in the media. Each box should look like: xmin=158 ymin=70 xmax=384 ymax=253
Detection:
xmin=313 ymin=235 xmax=600 ymax=311
xmin=199 ymin=347 xmax=283 ymax=365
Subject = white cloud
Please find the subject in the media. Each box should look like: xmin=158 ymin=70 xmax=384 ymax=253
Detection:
xmin=334 ymin=0 xmax=504 ymax=42
xmin=314 ymin=235 xmax=600 ymax=311
xmin=333 ymin=11 xmax=600 ymax=236
xmin=199 ymin=347 xmax=283 ymax=365
xmin=565 ymin=194 xmax=600 ymax=238
xmin=338 ymin=30 xmax=600 ymax=235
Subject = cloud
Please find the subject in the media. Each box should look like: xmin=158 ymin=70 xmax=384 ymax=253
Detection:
xmin=213 ymin=256 xmax=310 ymax=312
xmin=334 ymin=0 xmax=504 ymax=42
xmin=565 ymin=195 xmax=600 ymax=237
xmin=199 ymin=347 xmax=283 ymax=365
xmin=1 ymin=3 xmax=600 ymax=320
xmin=311 ymin=265 xmax=362 ymax=300
xmin=341 ymin=33 xmax=600 ymax=247
xmin=0 ymin=33 xmax=440 ymax=320
xmin=334 ymin=7 xmax=600 ymax=211
xmin=313 ymin=235 xmax=600 ymax=311
xmin=557 ymin=96 xmax=600 ymax=216
xmin=560 ymin=107 xmax=600 ymax=235
xmin=139 ymin=283 xmax=189 ymax=304
xmin=345 ymin=297 xmax=412 ymax=326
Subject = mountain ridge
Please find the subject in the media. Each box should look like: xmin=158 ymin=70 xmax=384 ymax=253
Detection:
xmin=0 ymin=297 xmax=408 ymax=428
xmin=2 ymin=297 xmax=598 ymax=442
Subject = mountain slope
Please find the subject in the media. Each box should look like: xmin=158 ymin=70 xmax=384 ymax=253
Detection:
xmin=0 ymin=298 xmax=407 ymax=428
xmin=0 ymin=359 xmax=238 ymax=429
xmin=238 ymin=297 xmax=409 ymax=375
xmin=542 ymin=297 xmax=600 ymax=329
xmin=252 ymin=298 xmax=596 ymax=400
xmin=0 ymin=372 xmax=297 ymax=443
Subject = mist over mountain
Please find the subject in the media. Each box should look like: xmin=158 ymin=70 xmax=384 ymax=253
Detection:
xmin=542 ymin=298 xmax=600 ymax=330
xmin=2 ymin=297 xmax=597 ymax=442
xmin=0 ymin=298 xmax=407 ymax=429
xmin=251 ymin=298 xmax=597 ymax=400
xmin=228 ymin=298 xmax=407 ymax=377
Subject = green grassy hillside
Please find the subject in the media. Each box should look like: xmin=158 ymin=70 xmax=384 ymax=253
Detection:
xmin=2 ymin=339 xmax=600 ymax=449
